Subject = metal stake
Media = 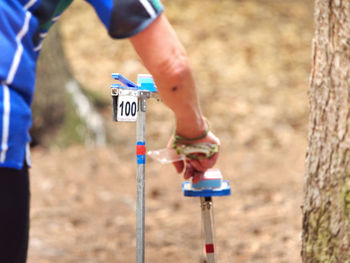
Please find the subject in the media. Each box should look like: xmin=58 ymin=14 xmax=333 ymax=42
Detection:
xmin=136 ymin=93 xmax=147 ymax=263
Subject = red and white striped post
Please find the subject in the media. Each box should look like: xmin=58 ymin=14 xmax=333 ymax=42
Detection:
xmin=201 ymin=196 xmax=216 ymax=263
xmin=182 ymin=169 xmax=230 ymax=263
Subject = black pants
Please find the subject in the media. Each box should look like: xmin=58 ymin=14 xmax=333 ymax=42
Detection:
xmin=0 ymin=165 xmax=30 ymax=263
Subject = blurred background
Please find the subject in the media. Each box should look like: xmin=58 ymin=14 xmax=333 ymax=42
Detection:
xmin=28 ymin=0 xmax=314 ymax=262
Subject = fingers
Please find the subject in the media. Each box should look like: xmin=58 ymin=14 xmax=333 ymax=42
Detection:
xmin=175 ymin=152 xmax=220 ymax=183
xmin=173 ymin=160 xmax=184 ymax=173
xmin=183 ymin=162 xmax=195 ymax=179
xmin=192 ymin=171 xmax=204 ymax=184
xmin=181 ymin=151 xmax=220 ymax=182
xmin=189 ymin=152 xmax=219 ymax=172
xmin=183 ymin=162 xmax=204 ymax=183
xmin=189 ymin=159 xmax=206 ymax=172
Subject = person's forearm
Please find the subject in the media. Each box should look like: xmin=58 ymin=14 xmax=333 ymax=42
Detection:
xmin=152 ymin=56 xmax=206 ymax=138
xmin=130 ymin=15 xmax=206 ymax=138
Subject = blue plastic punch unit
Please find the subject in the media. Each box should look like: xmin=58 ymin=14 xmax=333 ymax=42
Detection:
xmin=111 ymin=73 xmax=157 ymax=92
xmin=137 ymin=74 xmax=157 ymax=92
xmin=112 ymin=73 xmax=138 ymax=89
xmin=182 ymin=169 xmax=231 ymax=197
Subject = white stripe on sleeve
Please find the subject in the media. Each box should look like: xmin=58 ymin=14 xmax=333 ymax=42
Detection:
xmin=139 ymin=0 xmax=157 ymax=18
xmin=6 ymin=11 xmax=32 ymax=85
xmin=24 ymin=0 xmax=37 ymax=10
xmin=0 ymin=85 xmax=10 ymax=163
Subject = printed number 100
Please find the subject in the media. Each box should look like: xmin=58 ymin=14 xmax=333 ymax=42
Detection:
xmin=119 ymin=101 xmax=137 ymax=117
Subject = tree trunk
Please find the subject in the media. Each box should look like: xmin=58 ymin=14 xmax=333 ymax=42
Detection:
xmin=302 ymin=1 xmax=350 ymax=262
xmin=31 ymin=24 xmax=72 ymax=146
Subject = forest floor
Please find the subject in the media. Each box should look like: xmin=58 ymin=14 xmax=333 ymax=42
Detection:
xmin=28 ymin=0 xmax=314 ymax=262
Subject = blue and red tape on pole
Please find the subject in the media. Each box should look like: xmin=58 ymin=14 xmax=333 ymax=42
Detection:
xmin=136 ymin=141 xmax=146 ymax=164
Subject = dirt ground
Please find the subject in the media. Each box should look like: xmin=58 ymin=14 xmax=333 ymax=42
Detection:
xmin=28 ymin=0 xmax=314 ymax=262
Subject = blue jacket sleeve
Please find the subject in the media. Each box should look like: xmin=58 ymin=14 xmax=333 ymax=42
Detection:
xmin=85 ymin=0 xmax=164 ymax=39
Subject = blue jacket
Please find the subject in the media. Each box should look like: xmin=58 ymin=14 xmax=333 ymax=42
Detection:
xmin=0 ymin=0 xmax=163 ymax=169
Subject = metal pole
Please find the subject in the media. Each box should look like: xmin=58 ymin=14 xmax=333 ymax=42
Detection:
xmin=200 ymin=197 xmax=216 ymax=263
xmin=136 ymin=94 xmax=147 ymax=263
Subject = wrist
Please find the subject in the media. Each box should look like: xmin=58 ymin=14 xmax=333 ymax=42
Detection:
xmin=175 ymin=116 xmax=207 ymax=139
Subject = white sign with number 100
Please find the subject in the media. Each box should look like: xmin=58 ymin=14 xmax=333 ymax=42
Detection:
xmin=117 ymin=95 xmax=138 ymax=122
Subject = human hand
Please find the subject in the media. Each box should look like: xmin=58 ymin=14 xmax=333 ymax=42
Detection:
xmin=167 ymin=131 xmax=220 ymax=183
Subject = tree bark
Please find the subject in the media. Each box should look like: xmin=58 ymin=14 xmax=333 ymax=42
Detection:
xmin=31 ymin=24 xmax=72 ymax=146
xmin=302 ymin=0 xmax=350 ymax=262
